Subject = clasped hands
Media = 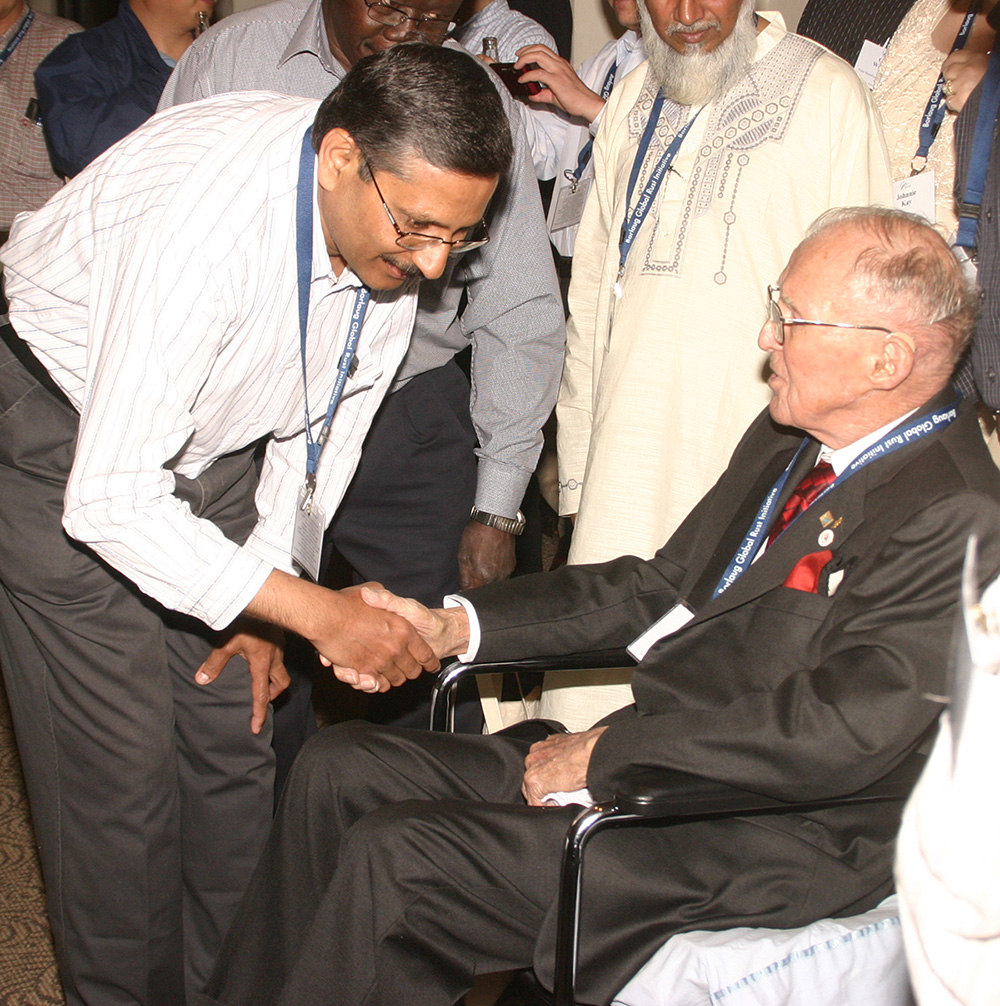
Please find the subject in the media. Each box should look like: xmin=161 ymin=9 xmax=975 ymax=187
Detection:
xmin=362 ymin=586 xmax=607 ymax=806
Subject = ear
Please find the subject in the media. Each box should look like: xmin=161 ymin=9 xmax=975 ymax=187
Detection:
xmin=316 ymin=128 xmax=362 ymax=192
xmin=870 ymin=331 xmax=916 ymax=390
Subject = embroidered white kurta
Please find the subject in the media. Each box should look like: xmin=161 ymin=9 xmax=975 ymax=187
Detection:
xmin=548 ymin=14 xmax=893 ymax=730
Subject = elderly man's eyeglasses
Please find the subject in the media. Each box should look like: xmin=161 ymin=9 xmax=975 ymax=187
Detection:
xmin=363 ymin=1 xmax=455 ymax=39
xmin=369 ymin=169 xmax=490 ymax=255
xmin=766 ymin=285 xmax=894 ymax=345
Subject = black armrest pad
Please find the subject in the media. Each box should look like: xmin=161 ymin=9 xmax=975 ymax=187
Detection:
xmin=611 ymin=753 xmax=927 ymax=820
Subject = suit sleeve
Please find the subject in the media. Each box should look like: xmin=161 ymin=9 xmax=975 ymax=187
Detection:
xmin=587 ymin=491 xmax=1000 ymax=803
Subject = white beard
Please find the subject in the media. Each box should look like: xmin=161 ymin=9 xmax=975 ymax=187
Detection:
xmin=638 ymin=0 xmax=758 ymax=106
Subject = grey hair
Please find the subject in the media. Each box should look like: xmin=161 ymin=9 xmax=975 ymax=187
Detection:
xmin=805 ymin=206 xmax=978 ymax=365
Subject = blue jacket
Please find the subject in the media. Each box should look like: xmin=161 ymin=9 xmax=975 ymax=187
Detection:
xmin=35 ymin=1 xmax=171 ymax=177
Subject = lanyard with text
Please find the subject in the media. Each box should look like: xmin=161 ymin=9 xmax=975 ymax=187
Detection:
xmin=565 ymin=62 xmax=619 ymax=192
xmin=712 ymin=398 xmax=961 ymax=598
xmin=912 ymin=2 xmax=981 ymax=174
xmin=615 ymin=95 xmax=703 ymax=297
xmin=955 ymin=43 xmax=1000 ymax=253
xmin=0 ymin=8 xmax=34 ymax=69
xmin=293 ymin=127 xmax=370 ymax=579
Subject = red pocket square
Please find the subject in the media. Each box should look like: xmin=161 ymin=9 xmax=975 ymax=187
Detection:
xmin=783 ymin=549 xmax=834 ymax=593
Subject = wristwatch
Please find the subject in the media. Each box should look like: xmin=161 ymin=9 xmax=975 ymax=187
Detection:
xmin=469 ymin=506 xmax=526 ymax=536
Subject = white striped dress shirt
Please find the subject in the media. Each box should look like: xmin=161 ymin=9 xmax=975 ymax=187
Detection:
xmin=1 ymin=92 xmax=418 ymax=629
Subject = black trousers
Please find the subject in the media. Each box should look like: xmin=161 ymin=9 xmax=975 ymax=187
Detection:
xmin=0 ymin=330 xmax=273 ymax=1005
xmin=198 ymin=720 xmax=878 ymax=1006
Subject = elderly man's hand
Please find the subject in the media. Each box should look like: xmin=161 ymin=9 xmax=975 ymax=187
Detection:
xmin=195 ymin=618 xmax=289 ymax=734
xmin=360 ymin=584 xmax=472 ymax=660
xmin=522 ymin=727 xmax=607 ymax=806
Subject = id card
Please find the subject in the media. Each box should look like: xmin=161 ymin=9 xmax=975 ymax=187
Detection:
xmin=854 ymin=39 xmax=887 ymax=90
xmin=627 ymin=602 xmax=694 ymax=661
xmin=550 ymin=175 xmax=592 ymax=233
xmin=291 ymin=486 xmax=325 ymax=582
xmin=893 ymin=171 xmax=936 ymax=224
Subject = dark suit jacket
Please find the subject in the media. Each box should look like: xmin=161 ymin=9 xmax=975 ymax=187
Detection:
xmin=467 ymin=391 xmax=1000 ymax=995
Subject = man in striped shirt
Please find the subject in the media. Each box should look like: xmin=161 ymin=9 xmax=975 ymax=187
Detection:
xmin=0 ymin=43 xmax=510 ymax=1006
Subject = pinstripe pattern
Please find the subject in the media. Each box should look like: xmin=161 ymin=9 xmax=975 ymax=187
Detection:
xmin=1 ymin=92 xmax=417 ymax=628
xmin=797 ymin=0 xmax=915 ymax=62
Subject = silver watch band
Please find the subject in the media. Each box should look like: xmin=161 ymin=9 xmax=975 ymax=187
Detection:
xmin=469 ymin=506 xmax=526 ymax=536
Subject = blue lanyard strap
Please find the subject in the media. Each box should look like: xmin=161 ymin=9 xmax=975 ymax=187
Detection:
xmin=565 ymin=62 xmax=619 ymax=189
xmin=955 ymin=43 xmax=1000 ymax=251
xmin=296 ymin=127 xmax=371 ymax=492
xmin=712 ymin=397 xmax=961 ymax=598
xmin=0 ymin=8 xmax=33 ymax=69
xmin=912 ymin=3 xmax=981 ymax=172
xmin=617 ymin=95 xmax=702 ymax=282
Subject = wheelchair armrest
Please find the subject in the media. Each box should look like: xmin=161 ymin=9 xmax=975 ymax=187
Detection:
xmin=606 ymin=750 xmax=928 ymax=821
xmin=429 ymin=650 xmax=635 ymax=732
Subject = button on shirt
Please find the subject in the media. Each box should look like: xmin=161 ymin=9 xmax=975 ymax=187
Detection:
xmin=1 ymin=93 xmax=418 ymax=630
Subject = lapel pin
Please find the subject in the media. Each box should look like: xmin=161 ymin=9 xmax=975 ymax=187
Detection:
xmin=818 ymin=529 xmax=835 ymax=548
xmin=832 ymin=516 xmax=843 ymax=529
xmin=819 ymin=511 xmax=835 ymax=528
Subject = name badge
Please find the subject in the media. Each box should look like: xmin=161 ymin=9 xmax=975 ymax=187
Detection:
xmin=627 ymin=602 xmax=694 ymax=661
xmin=855 ymin=39 xmax=887 ymax=90
xmin=291 ymin=486 xmax=325 ymax=582
xmin=893 ymin=170 xmax=936 ymax=224
xmin=550 ymin=175 xmax=592 ymax=233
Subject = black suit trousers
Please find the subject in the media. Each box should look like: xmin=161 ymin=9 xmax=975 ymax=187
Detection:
xmin=200 ymin=721 xmax=878 ymax=1006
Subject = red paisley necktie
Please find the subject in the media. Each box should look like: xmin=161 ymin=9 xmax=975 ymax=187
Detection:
xmin=766 ymin=460 xmax=836 ymax=546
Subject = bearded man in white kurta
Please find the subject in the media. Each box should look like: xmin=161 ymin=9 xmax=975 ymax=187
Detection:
xmin=548 ymin=0 xmax=893 ymax=730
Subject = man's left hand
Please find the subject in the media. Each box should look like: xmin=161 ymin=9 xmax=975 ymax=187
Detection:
xmin=458 ymin=519 xmax=516 ymax=590
xmin=522 ymin=727 xmax=607 ymax=806
xmin=195 ymin=620 xmax=289 ymax=735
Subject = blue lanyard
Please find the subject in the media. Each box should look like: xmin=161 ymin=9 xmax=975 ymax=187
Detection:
xmin=712 ymin=398 xmax=961 ymax=598
xmin=912 ymin=4 xmax=981 ymax=173
xmin=296 ymin=127 xmax=371 ymax=497
xmin=955 ymin=43 xmax=1000 ymax=251
xmin=0 ymin=8 xmax=33 ymax=69
xmin=565 ymin=61 xmax=619 ymax=190
xmin=616 ymin=95 xmax=702 ymax=286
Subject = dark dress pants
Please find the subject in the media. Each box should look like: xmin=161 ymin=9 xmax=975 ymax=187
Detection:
xmin=200 ymin=715 xmax=895 ymax=1006
xmin=0 ymin=333 xmax=274 ymax=1005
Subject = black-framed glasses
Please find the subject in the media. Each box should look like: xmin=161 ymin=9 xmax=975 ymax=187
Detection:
xmin=369 ymin=169 xmax=490 ymax=255
xmin=362 ymin=1 xmax=455 ymax=39
xmin=766 ymin=285 xmax=893 ymax=345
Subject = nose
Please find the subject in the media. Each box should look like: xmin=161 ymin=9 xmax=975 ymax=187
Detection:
xmin=677 ymin=0 xmax=703 ymax=25
xmin=380 ymin=18 xmax=424 ymax=43
xmin=758 ymin=317 xmax=781 ymax=351
xmin=411 ymin=244 xmax=451 ymax=281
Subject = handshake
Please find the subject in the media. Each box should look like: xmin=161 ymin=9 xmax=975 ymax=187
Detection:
xmin=318 ymin=583 xmax=472 ymax=695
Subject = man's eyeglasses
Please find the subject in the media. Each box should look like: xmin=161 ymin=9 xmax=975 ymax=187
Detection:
xmin=363 ymin=1 xmax=455 ymax=40
xmin=369 ymin=169 xmax=490 ymax=255
xmin=766 ymin=285 xmax=894 ymax=345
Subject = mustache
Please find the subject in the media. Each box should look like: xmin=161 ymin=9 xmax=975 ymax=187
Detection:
xmin=382 ymin=254 xmax=423 ymax=279
xmin=666 ymin=19 xmax=721 ymax=34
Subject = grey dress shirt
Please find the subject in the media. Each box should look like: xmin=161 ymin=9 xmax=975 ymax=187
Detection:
xmin=158 ymin=0 xmax=565 ymax=517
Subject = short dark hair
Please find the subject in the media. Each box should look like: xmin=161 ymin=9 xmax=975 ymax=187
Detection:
xmin=312 ymin=43 xmax=512 ymax=180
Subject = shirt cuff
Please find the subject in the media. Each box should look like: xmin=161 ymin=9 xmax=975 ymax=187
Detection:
xmin=443 ymin=594 xmax=481 ymax=661
xmin=474 ymin=456 xmax=532 ymax=518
